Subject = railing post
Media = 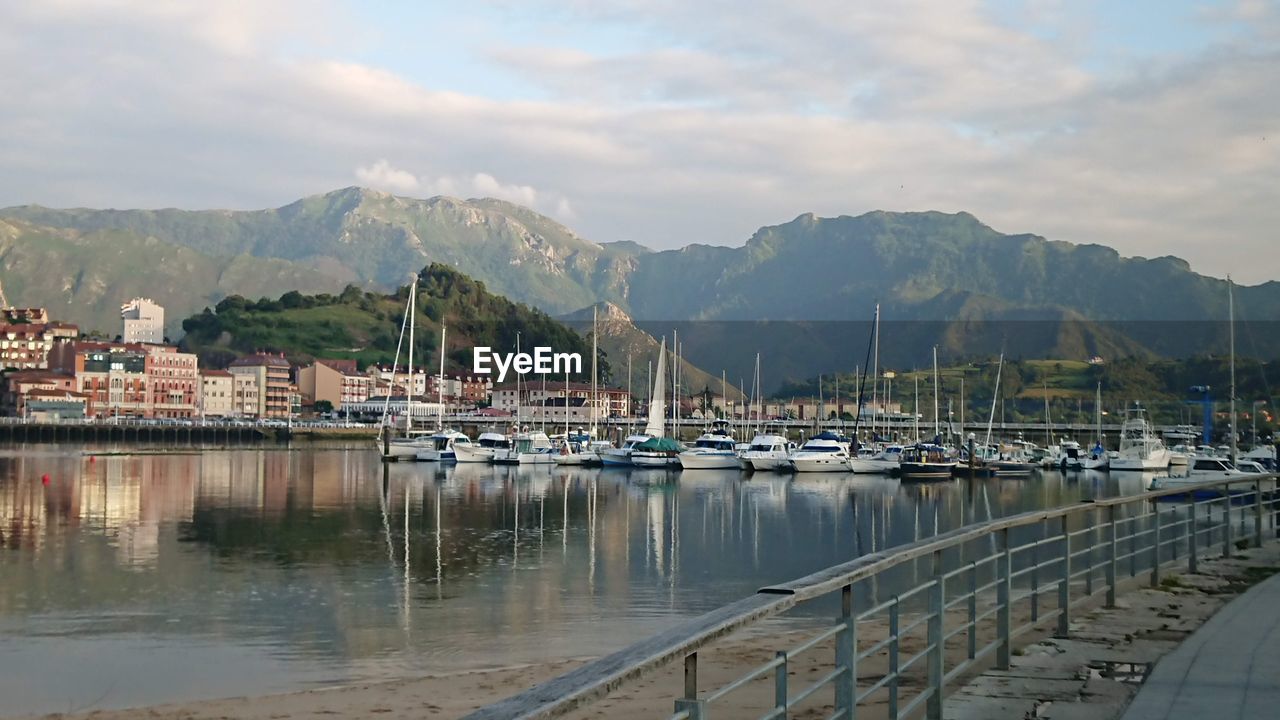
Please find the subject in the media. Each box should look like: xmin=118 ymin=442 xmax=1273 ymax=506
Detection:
xmin=1150 ymin=500 xmax=1162 ymax=587
xmin=1254 ymin=480 xmax=1264 ymax=548
xmin=1223 ymin=485 xmax=1234 ymax=558
xmin=888 ymin=598 xmax=900 ymax=720
xmin=774 ymin=651 xmax=788 ymax=720
xmin=997 ymin=528 xmax=1011 ymax=670
xmin=835 ymin=583 xmax=855 ymax=718
xmin=1057 ymin=515 xmax=1070 ymax=638
xmin=1188 ymin=499 xmax=1198 ymax=574
xmin=1084 ymin=508 xmax=1095 ymax=597
xmin=674 ymin=652 xmax=706 ymax=719
xmin=1106 ymin=505 xmax=1118 ymax=608
xmin=1030 ymin=523 xmax=1039 ymax=622
xmin=927 ymin=550 xmax=944 ymax=720
xmin=967 ymin=561 xmax=977 ymax=660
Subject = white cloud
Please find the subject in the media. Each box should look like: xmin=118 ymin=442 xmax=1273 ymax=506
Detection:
xmin=355 ymin=160 xmax=419 ymax=194
xmin=0 ymin=0 xmax=1276 ymax=285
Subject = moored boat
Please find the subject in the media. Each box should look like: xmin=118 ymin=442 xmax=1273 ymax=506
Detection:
xmin=1111 ymin=406 xmax=1171 ymax=471
xmin=740 ymin=433 xmax=793 ymax=472
xmin=788 ymin=431 xmax=850 ymax=473
xmin=898 ymin=443 xmax=957 ymax=479
xmin=454 ymin=431 xmax=510 ymax=463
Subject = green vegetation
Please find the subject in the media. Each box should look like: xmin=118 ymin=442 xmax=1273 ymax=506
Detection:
xmin=776 ymin=355 xmax=1277 ymax=439
xmin=180 ymin=264 xmax=611 ymax=381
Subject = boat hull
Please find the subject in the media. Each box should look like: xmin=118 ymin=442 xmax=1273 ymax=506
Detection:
xmin=790 ymin=456 xmax=849 ymax=473
xmin=849 ymin=458 xmax=898 ymax=474
xmin=599 ymin=449 xmax=634 ymax=467
xmin=1111 ymin=450 xmax=1171 ymax=471
xmin=453 ymin=445 xmax=495 ymax=463
xmin=631 ymin=452 xmax=680 ymax=468
xmin=899 ymin=462 xmax=957 ymax=479
xmin=678 ymin=452 xmax=741 ymax=470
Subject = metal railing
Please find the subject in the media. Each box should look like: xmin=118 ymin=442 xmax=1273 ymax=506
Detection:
xmin=464 ymin=474 xmax=1279 ymax=720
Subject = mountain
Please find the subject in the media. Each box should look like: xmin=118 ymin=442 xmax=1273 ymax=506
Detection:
xmin=180 ymin=264 xmax=608 ymax=381
xmin=558 ymin=302 xmax=746 ymax=403
xmin=5 ymin=190 xmax=1276 ymax=389
xmin=0 ymin=217 xmax=347 ymax=337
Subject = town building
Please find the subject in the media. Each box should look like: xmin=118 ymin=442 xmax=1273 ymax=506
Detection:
xmin=232 ymin=373 xmax=260 ymax=418
xmin=0 ymin=321 xmax=79 ymax=370
xmin=50 ymin=341 xmax=151 ymax=418
xmin=489 ymin=381 xmax=630 ymax=421
xmin=121 ymin=298 xmax=165 ymax=345
xmin=297 ymin=359 xmax=370 ymax=411
xmin=1 ymin=370 xmax=78 ymax=417
xmin=146 ymin=345 xmax=199 ymax=418
xmin=198 ymin=370 xmax=234 ymax=417
xmin=228 ymin=353 xmax=291 ymax=418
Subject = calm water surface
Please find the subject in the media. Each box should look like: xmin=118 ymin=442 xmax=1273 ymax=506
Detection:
xmin=0 ymin=443 xmax=1152 ymax=715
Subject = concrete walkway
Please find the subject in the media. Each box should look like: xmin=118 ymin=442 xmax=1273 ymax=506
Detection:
xmin=1121 ymin=570 xmax=1280 ymax=720
xmin=943 ymin=542 xmax=1280 ymax=720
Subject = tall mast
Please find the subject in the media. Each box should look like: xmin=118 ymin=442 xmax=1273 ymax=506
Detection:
xmin=985 ymin=353 xmax=1004 ymax=448
xmin=1229 ymin=276 xmax=1237 ymax=463
xmin=564 ymin=365 xmax=570 ymax=439
xmin=541 ymin=371 xmax=547 ymax=432
xmin=835 ymin=372 xmax=840 ymax=431
xmin=871 ymin=303 xmax=880 ymax=440
xmin=591 ymin=305 xmax=598 ymax=439
xmin=1044 ymin=382 xmax=1051 ymax=449
xmin=406 ymin=278 xmax=416 ymax=433
xmin=627 ymin=351 xmax=632 ymax=435
xmin=437 ymin=324 xmax=446 ymax=430
xmin=913 ymin=373 xmax=920 ymax=442
xmin=721 ymin=370 xmax=727 ymax=423
xmin=818 ymin=374 xmax=824 ymax=431
xmin=515 ymin=332 xmax=521 ymax=428
xmin=1095 ymin=382 xmax=1102 ymax=447
xmin=932 ymin=345 xmax=940 ymax=439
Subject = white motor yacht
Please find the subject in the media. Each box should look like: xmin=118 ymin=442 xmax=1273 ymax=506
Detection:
xmin=414 ymin=429 xmax=471 ymax=462
xmin=1111 ymin=407 xmax=1171 ymax=471
xmin=678 ymin=423 xmax=739 ymax=470
xmin=453 ymin=431 xmax=510 ymax=463
xmin=740 ymin=434 xmax=793 ymax=472
xmin=788 ymin=432 xmax=850 ymax=473
xmin=600 ymin=434 xmax=652 ymax=467
xmin=849 ymin=444 xmax=903 ymax=474
xmin=495 ymin=430 xmax=555 ymax=464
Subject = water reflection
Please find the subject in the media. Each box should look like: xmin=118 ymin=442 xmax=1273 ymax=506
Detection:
xmin=0 ymin=445 xmax=1153 ymax=715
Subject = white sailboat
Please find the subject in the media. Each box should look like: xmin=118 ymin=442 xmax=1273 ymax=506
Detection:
xmin=1081 ymin=383 xmax=1110 ymax=470
xmin=600 ymin=337 xmax=666 ymax=467
xmin=631 ymin=337 xmax=681 ymax=467
xmin=379 ymin=278 xmax=433 ymax=460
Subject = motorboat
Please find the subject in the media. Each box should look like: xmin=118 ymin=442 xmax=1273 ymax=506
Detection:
xmin=453 ymin=431 xmax=510 ymax=463
xmin=678 ymin=422 xmax=739 ymax=469
xmin=1111 ymin=407 xmax=1171 ymax=471
xmin=1148 ymin=455 xmax=1259 ymax=492
xmin=495 ymin=430 xmax=555 ymax=464
xmin=898 ymin=443 xmax=957 ymax=479
xmin=1242 ymin=445 xmax=1276 ymax=471
xmin=553 ymin=432 xmax=590 ymax=466
xmin=740 ymin=433 xmax=793 ymax=472
xmin=600 ymin=434 xmax=653 ymax=467
xmin=849 ymin=444 xmax=903 ymax=474
xmin=788 ymin=431 xmax=850 ymax=473
xmin=631 ymin=437 xmax=683 ymax=468
xmin=990 ymin=440 xmax=1037 ymax=476
xmin=384 ymin=434 xmax=433 ymax=460
xmin=1058 ymin=440 xmax=1084 ymax=470
xmin=414 ymin=429 xmax=471 ymax=462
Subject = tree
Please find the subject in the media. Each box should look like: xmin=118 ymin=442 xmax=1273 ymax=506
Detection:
xmin=314 ymin=400 xmax=334 ymax=415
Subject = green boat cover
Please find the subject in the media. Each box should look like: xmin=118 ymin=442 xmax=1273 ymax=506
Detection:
xmin=635 ymin=437 xmax=683 ymax=452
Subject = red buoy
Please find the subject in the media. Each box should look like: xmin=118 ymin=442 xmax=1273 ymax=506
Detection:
xmin=41 ymin=474 xmax=50 ymax=485
xmin=89 ymin=456 xmax=96 ymax=463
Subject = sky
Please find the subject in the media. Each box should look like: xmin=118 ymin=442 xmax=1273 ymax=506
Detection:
xmin=1 ymin=0 xmax=1277 ymax=283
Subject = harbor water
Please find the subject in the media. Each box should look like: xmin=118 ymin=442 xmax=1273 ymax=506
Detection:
xmin=0 ymin=443 xmax=1152 ymax=715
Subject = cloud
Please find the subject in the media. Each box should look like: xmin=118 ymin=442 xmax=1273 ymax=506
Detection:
xmin=0 ymin=0 xmax=1276 ymax=286
xmin=355 ymin=160 xmax=419 ymax=194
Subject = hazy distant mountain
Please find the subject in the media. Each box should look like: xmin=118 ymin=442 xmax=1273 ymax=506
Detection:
xmin=4 ymin=189 xmax=1275 ymax=384
xmin=0 ymin=218 xmax=346 ymax=337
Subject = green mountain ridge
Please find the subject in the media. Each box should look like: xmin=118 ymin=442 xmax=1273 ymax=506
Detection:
xmin=4 ymin=189 xmax=1275 ymax=388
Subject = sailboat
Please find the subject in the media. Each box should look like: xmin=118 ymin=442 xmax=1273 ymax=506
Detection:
xmin=631 ymin=337 xmax=682 ymax=467
xmin=416 ymin=325 xmax=473 ymax=462
xmin=600 ymin=337 xmax=666 ymax=467
xmin=1081 ymin=383 xmax=1110 ymax=470
xmin=379 ymin=278 xmax=434 ymax=460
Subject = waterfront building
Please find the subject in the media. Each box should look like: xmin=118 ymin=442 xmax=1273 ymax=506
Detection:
xmin=228 ymin=353 xmax=290 ymax=418
xmin=145 ymin=345 xmax=199 ymax=419
xmin=490 ymin=381 xmax=629 ymax=420
xmin=231 ymin=373 xmax=260 ymax=418
xmin=297 ymin=359 xmax=370 ymax=411
xmin=52 ymin=341 xmax=151 ymax=418
xmin=198 ymin=369 xmax=234 ymax=418
xmin=1 ymin=370 xmax=78 ymax=417
xmin=121 ymin=298 xmax=165 ymax=345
